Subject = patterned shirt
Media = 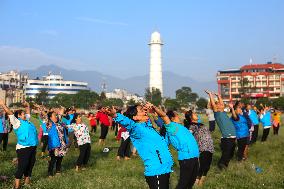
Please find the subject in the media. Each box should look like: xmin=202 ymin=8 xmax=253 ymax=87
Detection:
xmin=189 ymin=123 xmax=214 ymax=153
xmin=70 ymin=123 xmax=91 ymax=146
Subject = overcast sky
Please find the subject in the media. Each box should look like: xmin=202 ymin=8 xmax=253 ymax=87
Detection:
xmin=0 ymin=0 xmax=283 ymax=82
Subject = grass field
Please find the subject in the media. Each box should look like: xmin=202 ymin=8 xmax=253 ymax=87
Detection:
xmin=0 ymin=115 xmax=284 ymax=189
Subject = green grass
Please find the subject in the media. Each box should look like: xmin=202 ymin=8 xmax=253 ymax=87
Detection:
xmin=1 ymin=115 xmax=284 ymax=189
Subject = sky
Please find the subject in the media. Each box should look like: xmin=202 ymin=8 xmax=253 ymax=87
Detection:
xmin=0 ymin=0 xmax=283 ymax=82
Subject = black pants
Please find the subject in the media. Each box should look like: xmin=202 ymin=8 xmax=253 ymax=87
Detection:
xmin=198 ymin=151 xmax=213 ymax=178
xmin=100 ymin=124 xmax=109 ymax=139
xmin=0 ymin=133 xmax=8 ymax=151
xmin=176 ymin=158 xmax=199 ymax=189
xmin=209 ymin=121 xmax=215 ymax=132
xmin=41 ymin=135 xmax=48 ymax=153
xmin=250 ymin=124 xmax=259 ymax=144
xmin=77 ymin=143 xmax=91 ymax=166
xmin=261 ymin=128 xmax=270 ymax=142
xmin=273 ymin=124 xmax=280 ymax=135
xmin=48 ymin=150 xmax=63 ymax=176
xmin=145 ymin=173 xmax=170 ymax=189
xmin=237 ymin=137 xmax=248 ymax=161
xmin=90 ymin=125 xmax=97 ymax=133
xmin=218 ymin=138 xmax=236 ymax=170
xmin=15 ymin=146 xmax=37 ymax=179
xmin=117 ymin=137 xmax=131 ymax=158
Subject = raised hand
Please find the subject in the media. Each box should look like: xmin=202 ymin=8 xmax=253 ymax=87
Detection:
xmin=228 ymin=103 xmax=234 ymax=109
xmin=0 ymin=99 xmax=5 ymax=106
xmin=204 ymin=90 xmax=211 ymax=95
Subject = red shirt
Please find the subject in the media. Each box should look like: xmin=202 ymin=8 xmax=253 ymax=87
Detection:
xmin=89 ymin=116 xmax=96 ymax=126
xmin=96 ymin=111 xmax=110 ymax=126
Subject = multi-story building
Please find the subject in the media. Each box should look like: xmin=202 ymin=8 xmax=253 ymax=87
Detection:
xmin=217 ymin=62 xmax=284 ymax=103
xmin=24 ymin=73 xmax=88 ymax=98
xmin=0 ymin=70 xmax=28 ymax=105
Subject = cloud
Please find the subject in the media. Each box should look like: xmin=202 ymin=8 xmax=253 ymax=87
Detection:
xmin=0 ymin=46 xmax=87 ymax=71
xmin=76 ymin=16 xmax=128 ymax=26
xmin=40 ymin=30 xmax=59 ymax=37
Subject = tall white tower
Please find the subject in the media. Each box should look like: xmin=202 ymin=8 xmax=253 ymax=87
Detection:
xmin=149 ymin=31 xmax=163 ymax=96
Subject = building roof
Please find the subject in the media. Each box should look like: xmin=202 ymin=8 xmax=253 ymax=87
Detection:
xmin=241 ymin=63 xmax=284 ymax=70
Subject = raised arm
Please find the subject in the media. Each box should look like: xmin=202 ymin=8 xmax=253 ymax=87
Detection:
xmin=215 ymin=92 xmax=224 ymax=107
xmin=145 ymin=102 xmax=171 ymax=125
xmin=205 ymin=90 xmax=217 ymax=112
xmin=0 ymin=99 xmax=13 ymax=115
xmin=229 ymin=103 xmax=238 ymax=120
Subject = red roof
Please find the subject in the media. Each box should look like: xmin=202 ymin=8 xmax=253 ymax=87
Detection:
xmin=241 ymin=63 xmax=284 ymax=70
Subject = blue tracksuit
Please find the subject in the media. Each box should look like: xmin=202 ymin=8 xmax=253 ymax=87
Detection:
xmin=113 ymin=113 xmax=173 ymax=176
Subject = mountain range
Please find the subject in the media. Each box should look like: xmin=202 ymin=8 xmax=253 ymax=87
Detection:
xmin=22 ymin=65 xmax=217 ymax=98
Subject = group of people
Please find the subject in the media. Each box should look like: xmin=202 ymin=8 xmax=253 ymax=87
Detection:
xmin=0 ymin=90 xmax=282 ymax=189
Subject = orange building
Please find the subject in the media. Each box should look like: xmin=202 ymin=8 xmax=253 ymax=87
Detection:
xmin=217 ymin=62 xmax=284 ymax=102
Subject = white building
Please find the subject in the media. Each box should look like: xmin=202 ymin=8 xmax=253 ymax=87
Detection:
xmin=149 ymin=31 xmax=163 ymax=96
xmin=24 ymin=73 xmax=88 ymax=98
xmin=0 ymin=70 xmax=28 ymax=89
xmin=106 ymin=89 xmax=144 ymax=102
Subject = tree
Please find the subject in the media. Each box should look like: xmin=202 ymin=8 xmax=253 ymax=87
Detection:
xmin=99 ymin=92 xmax=107 ymax=101
xmin=196 ymin=97 xmax=208 ymax=109
xmin=272 ymin=97 xmax=284 ymax=110
xmin=176 ymin=86 xmax=198 ymax=107
xmin=164 ymin=98 xmax=181 ymax=111
xmin=102 ymin=98 xmax=124 ymax=107
xmin=73 ymin=90 xmax=99 ymax=109
xmin=145 ymin=87 xmax=162 ymax=106
xmin=255 ymin=97 xmax=272 ymax=109
xmin=50 ymin=93 xmax=75 ymax=108
xmin=35 ymin=90 xmax=49 ymax=105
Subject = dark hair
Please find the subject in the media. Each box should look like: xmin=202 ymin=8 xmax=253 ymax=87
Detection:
xmin=124 ymin=105 xmax=138 ymax=120
xmin=166 ymin=110 xmax=175 ymax=121
xmin=47 ymin=111 xmax=55 ymax=120
xmin=14 ymin=110 xmax=24 ymax=119
xmin=184 ymin=110 xmax=193 ymax=126
xmin=71 ymin=113 xmax=80 ymax=124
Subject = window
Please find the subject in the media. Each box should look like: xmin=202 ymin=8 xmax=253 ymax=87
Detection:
xmin=50 ymin=83 xmax=60 ymax=86
xmin=30 ymin=83 xmax=44 ymax=86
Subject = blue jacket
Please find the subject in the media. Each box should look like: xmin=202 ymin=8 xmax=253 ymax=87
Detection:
xmin=231 ymin=114 xmax=249 ymax=139
xmin=62 ymin=114 xmax=74 ymax=132
xmin=14 ymin=119 xmax=38 ymax=147
xmin=47 ymin=122 xmax=68 ymax=150
xmin=114 ymin=113 xmax=173 ymax=176
xmin=0 ymin=116 xmax=4 ymax=133
xmin=165 ymin=122 xmax=199 ymax=160
xmin=260 ymin=111 xmax=272 ymax=128
xmin=248 ymin=110 xmax=259 ymax=125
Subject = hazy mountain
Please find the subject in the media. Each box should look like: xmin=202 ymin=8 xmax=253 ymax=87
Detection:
xmin=22 ymin=65 xmax=217 ymax=97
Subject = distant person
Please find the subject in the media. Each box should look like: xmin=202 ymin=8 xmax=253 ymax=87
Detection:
xmin=259 ymin=106 xmax=272 ymax=142
xmin=205 ymin=102 xmax=216 ymax=132
xmin=272 ymin=109 xmax=281 ymax=135
xmin=0 ymin=112 xmax=11 ymax=151
xmin=70 ymin=114 xmax=91 ymax=171
xmin=88 ymin=113 xmax=97 ymax=134
xmin=116 ymin=123 xmax=131 ymax=160
xmin=246 ymin=104 xmax=260 ymax=144
xmin=0 ymin=100 xmax=38 ymax=189
xmin=205 ymin=90 xmax=236 ymax=170
xmin=188 ymin=110 xmax=214 ymax=186
xmin=96 ymin=107 xmax=111 ymax=146
xmin=229 ymin=104 xmax=249 ymax=161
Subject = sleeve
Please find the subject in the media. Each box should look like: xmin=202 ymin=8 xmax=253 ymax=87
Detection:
xmin=8 ymin=115 xmax=21 ymax=129
xmin=164 ymin=122 xmax=178 ymax=134
xmin=25 ymin=114 xmax=31 ymax=121
xmin=113 ymin=113 xmax=136 ymax=132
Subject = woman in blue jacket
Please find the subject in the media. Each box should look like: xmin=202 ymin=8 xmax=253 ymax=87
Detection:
xmin=229 ymin=104 xmax=249 ymax=161
xmin=0 ymin=100 xmax=38 ymax=189
xmin=47 ymin=111 xmax=68 ymax=177
xmin=147 ymin=104 xmax=199 ymax=189
xmin=107 ymin=105 xmax=173 ymax=189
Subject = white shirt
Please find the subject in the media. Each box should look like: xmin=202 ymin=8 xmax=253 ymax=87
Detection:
xmin=206 ymin=109 xmax=215 ymax=121
xmin=8 ymin=114 xmax=32 ymax=150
